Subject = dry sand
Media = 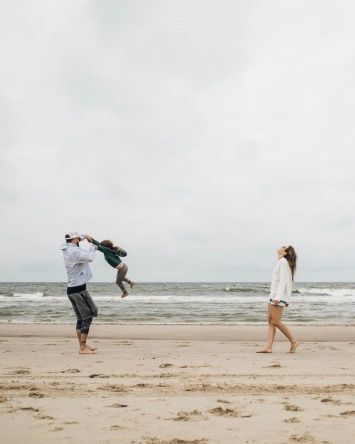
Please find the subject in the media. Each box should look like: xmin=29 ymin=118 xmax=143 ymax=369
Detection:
xmin=0 ymin=324 xmax=354 ymax=444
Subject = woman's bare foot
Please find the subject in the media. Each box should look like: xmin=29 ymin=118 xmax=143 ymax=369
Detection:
xmin=121 ymin=293 xmax=129 ymax=298
xmin=288 ymin=341 xmax=299 ymax=353
xmin=79 ymin=347 xmax=97 ymax=354
xmin=256 ymin=347 xmax=272 ymax=353
xmin=130 ymin=281 xmax=135 ymax=289
xmin=86 ymin=346 xmax=98 ymax=351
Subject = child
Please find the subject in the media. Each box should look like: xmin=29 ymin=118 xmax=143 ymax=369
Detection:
xmin=92 ymin=238 xmax=134 ymax=298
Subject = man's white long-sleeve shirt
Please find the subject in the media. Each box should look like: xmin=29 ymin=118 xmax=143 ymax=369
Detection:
xmin=61 ymin=237 xmax=96 ymax=287
xmin=269 ymin=257 xmax=293 ymax=303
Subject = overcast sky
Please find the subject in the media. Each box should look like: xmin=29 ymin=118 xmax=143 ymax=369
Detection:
xmin=1 ymin=0 xmax=354 ymax=282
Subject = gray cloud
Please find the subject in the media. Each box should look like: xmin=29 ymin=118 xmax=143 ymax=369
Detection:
xmin=0 ymin=0 xmax=354 ymax=282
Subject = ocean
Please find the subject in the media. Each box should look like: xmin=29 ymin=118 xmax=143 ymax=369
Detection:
xmin=0 ymin=282 xmax=354 ymax=325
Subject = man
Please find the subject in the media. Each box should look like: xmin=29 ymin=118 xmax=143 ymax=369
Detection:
xmin=61 ymin=230 xmax=99 ymax=354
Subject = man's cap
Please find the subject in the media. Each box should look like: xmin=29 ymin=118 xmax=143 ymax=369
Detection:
xmin=65 ymin=230 xmax=81 ymax=240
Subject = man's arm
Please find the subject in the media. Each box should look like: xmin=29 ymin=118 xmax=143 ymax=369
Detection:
xmin=77 ymin=233 xmax=93 ymax=242
xmin=73 ymin=245 xmax=97 ymax=263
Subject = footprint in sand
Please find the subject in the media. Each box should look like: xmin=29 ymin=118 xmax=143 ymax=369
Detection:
xmin=340 ymin=410 xmax=355 ymax=416
xmin=107 ymin=403 xmax=128 ymax=408
xmin=171 ymin=410 xmax=207 ymax=422
xmin=28 ymin=392 xmax=44 ymax=398
xmin=289 ymin=432 xmax=315 ymax=442
xmin=60 ymin=369 xmax=80 ymax=373
xmin=284 ymin=417 xmax=300 ymax=423
xmin=89 ymin=374 xmax=110 ymax=378
xmin=146 ymin=438 xmax=208 ymax=444
xmin=19 ymin=407 xmax=39 ymax=412
xmin=217 ymin=399 xmax=232 ymax=404
xmin=208 ymin=407 xmax=239 ymax=417
xmin=321 ymin=398 xmax=342 ymax=405
xmin=159 ymin=363 xmax=174 ymax=368
xmin=109 ymin=425 xmax=125 ymax=430
xmin=98 ymin=384 xmax=128 ymax=393
xmin=159 ymin=373 xmax=175 ymax=378
xmin=284 ymin=404 xmax=303 ymax=412
xmin=35 ymin=414 xmax=54 ymax=420
xmin=135 ymin=383 xmax=149 ymax=388
xmin=50 ymin=427 xmax=63 ymax=432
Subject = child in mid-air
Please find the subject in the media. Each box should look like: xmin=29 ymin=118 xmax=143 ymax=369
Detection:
xmin=92 ymin=238 xmax=134 ymax=298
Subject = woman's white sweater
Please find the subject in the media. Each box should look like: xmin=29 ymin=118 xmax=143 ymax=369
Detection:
xmin=270 ymin=257 xmax=293 ymax=303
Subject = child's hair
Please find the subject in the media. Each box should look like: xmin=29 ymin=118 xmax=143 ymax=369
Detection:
xmin=100 ymin=240 xmax=120 ymax=252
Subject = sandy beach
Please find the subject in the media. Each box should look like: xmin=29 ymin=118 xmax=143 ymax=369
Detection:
xmin=1 ymin=324 xmax=354 ymax=444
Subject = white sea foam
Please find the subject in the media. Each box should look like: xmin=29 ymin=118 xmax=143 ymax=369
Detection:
xmin=297 ymin=287 xmax=355 ymax=297
xmin=13 ymin=292 xmax=44 ymax=298
xmin=95 ymin=295 xmax=268 ymax=304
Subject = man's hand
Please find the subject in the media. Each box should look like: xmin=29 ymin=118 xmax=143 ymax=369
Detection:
xmin=86 ymin=235 xmax=93 ymax=242
xmin=90 ymin=244 xmax=98 ymax=250
xmin=273 ymin=300 xmax=280 ymax=305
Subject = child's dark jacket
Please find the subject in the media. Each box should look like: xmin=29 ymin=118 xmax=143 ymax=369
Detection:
xmin=92 ymin=239 xmax=127 ymax=269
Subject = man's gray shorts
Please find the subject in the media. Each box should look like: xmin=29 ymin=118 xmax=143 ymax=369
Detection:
xmin=68 ymin=290 xmax=98 ymax=321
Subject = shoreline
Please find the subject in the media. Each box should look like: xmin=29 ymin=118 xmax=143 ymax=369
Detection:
xmin=0 ymin=323 xmax=354 ymax=341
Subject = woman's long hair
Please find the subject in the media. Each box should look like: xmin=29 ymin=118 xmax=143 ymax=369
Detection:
xmin=284 ymin=246 xmax=297 ymax=281
xmin=100 ymin=240 xmax=120 ymax=252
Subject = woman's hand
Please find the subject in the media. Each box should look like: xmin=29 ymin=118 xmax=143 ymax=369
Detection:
xmin=273 ymin=300 xmax=280 ymax=305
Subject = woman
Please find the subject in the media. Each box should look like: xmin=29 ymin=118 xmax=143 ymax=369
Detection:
xmin=257 ymin=246 xmax=299 ymax=354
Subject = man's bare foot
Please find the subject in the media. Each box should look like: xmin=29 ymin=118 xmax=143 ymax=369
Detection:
xmin=288 ymin=341 xmax=299 ymax=353
xmin=130 ymin=281 xmax=135 ymax=289
xmin=256 ymin=348 xmax=272 ymax=353
xmin=79 ymin=347 xmax=97 ymax=354
xmin=121 ymin=293 xmax=129 ymax=298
